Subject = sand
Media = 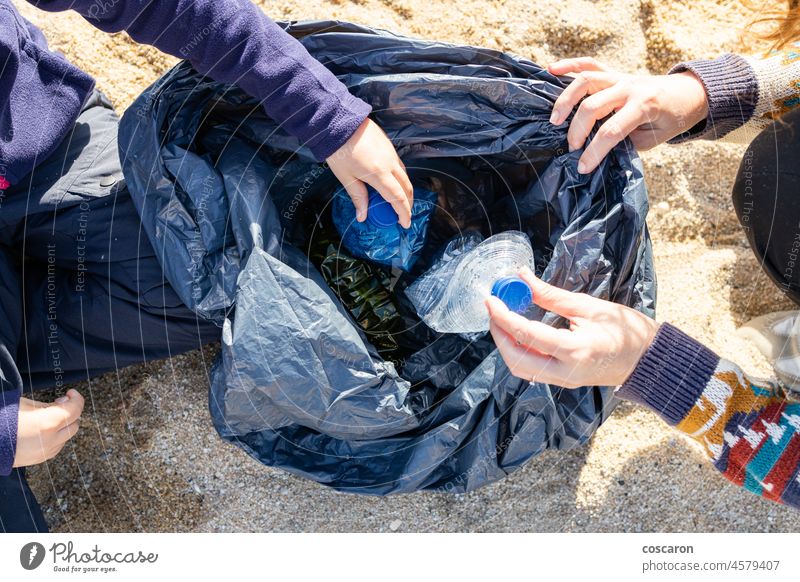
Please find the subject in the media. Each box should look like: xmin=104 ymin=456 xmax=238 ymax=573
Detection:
xmin=13 ymin=0 xmax=800 ymax=532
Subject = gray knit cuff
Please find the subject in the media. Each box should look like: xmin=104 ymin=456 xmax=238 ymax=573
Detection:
xmin=667 ymin=54 xmax=759 ymax=143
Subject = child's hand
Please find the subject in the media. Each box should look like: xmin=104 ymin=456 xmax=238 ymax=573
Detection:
xmin=327 ymin=118 xmax=414 ymax=228
xmin=485 ymin=268 xmax=659 ymax=388
xmin=548 ymin=57 xmax=708 ymax=174
xmin=13 ymin=389 xmax=84 ymax=468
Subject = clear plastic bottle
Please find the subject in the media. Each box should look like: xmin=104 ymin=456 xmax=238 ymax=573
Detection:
xmin=405 ymin=231 xmax=535 ymax=334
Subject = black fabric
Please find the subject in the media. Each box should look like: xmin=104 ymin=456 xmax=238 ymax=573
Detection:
xmin=0 ymin=91 xmax=220 ymax=532
xmin=733 ymin=108 xmax=800 ymax=304
xmin=0 ymin=469 xmax=48 ymax=533
xmin=0 ymin=90 xmax=219 ymax=389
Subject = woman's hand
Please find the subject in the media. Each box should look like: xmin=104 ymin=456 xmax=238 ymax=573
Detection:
xmin=486 ymin=268 xmax=659 ymax=388
xmin=326 ymin=118 xmax=414 ymax=228
xmin=13 ymin=389 xmax=84 ymax=468
xmin=548 ymin=57 xmax=709 ymax=174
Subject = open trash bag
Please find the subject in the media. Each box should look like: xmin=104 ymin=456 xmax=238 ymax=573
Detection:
xmin=118 ymin=20 xmax=655 ymax=495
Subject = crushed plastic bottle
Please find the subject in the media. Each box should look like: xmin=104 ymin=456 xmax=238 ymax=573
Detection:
xmin=332 ymin=184 xmax=437 ymax=271
xmin=405 ymin=231 xmax=535 ymax=334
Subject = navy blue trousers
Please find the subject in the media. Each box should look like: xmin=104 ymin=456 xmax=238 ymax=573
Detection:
xmin=0 ymin=92 xmax=220 ymax=532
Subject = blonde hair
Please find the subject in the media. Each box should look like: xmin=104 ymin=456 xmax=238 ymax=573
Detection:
xmin=747 ymin=0 xmax=800 ymax=49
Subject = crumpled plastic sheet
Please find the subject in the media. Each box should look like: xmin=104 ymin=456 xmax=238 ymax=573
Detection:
xmin=118 ymin=20 xmax=656 ymax=495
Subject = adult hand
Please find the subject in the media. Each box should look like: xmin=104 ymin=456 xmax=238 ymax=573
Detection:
xmin=548 ymin=57 xmax=709 ymax=174
xmin=13 ymin=389 xmax=84 ymax=468
xmin=326 ymin=118 xmax=414 ymax=228
xmin=486 ymin=268 xmax=659 ymax=388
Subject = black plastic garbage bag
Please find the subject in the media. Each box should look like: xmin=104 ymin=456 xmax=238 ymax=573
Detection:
xmin=118 ymin=20 xmax=655 ymax=495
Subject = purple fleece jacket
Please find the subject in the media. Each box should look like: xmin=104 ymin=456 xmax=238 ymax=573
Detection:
xmin=0 ymin=0 xmax=372 ymax=475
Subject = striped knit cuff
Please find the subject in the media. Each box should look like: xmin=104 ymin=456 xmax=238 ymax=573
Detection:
xmin=667 ymin=54 xmax=759 ymax=143
xmin=617 ymin=323 xmax=720 ymax=426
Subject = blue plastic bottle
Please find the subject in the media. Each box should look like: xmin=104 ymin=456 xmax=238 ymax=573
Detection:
xmin=331 ymin=184 xmax=437 ymax=271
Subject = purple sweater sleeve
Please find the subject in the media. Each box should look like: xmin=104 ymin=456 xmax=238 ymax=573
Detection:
xmin=30 ymin=0 xmax=372 ymax=161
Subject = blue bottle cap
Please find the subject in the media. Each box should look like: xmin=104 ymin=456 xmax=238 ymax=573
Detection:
xmin=366 ymin=190 xmax=399 ymax=228
xmin=491 ymin=276 xmax=533 ymax=314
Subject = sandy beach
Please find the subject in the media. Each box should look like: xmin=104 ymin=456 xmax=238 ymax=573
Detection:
xmin=14 ymin=0 xmax=800 ymax=532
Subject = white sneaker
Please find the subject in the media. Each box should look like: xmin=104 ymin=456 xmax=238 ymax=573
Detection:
xmin=737 ymin=310 xmax=800 ymax=392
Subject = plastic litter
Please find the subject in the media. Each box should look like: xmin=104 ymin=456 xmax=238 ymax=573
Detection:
xmin=307 ymin=216 xmax=413 ymax=363
xmin=406 ymin=231 xmax=536 ymax=334
xmin=118 ymin=20 xmax=655 ymax=495
xmin=332 ymin=185 xmax=436 ymax=271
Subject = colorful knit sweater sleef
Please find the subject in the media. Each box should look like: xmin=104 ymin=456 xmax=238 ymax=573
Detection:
xmin=617 ymin=43 xmax=800 ymax=511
